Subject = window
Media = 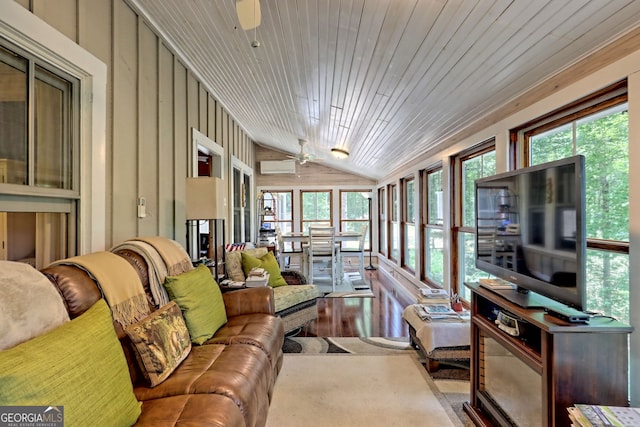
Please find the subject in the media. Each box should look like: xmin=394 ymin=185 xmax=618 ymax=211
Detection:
xmin=422 ymin=167 xmax=444 ymax=285
xmin=1 ymin=46 xmax=74 ymax=189
xmin=378 ymin=187 xmax=386 ymax=257
xmin=268 ymin=190 xmax=293 ymax=235
xmin=0 ymin=40 xmax=79 ymax=267
xmin=231 ymin=157 xmax=253 ymax=244
xmin=260 ymin=190 xmax=294 ymax=251
xmin=389 ymin=184 xmax=399 ymax=261
xmin=454 ymin=143 xmax=496 ymax=300
xmin=301 ymin=190 xmax=331 ymax=231
xmin=402 ymin=177 xmax=416 ymax=271
xmin=518 ymin=84 xmax=629 ymax=322
xmin=339 ymin=190 xmax=370 ymax=250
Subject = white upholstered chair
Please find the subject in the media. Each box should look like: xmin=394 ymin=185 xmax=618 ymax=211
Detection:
xmin=339 ymin=223 xmax=368 ymax=278
xmin=307 ymin=226 xmax=337 ymax=291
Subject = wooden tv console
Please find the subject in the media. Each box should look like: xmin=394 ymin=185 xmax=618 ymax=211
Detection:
xmin=464 ymin=282 xmax=632 ymax=427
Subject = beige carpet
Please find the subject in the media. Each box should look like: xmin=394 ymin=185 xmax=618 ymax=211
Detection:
xmin=266 ymin=353 xmax=466 ymax=427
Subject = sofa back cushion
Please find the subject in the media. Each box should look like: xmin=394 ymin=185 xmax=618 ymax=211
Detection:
xmin=0 ymin=299 xmax=142 ymax=426
xmin=241 ymin=251 xmax=288 ymax=288
xmin=41 ymin=264 xmax=103 ymax=319
xmin=164 ymin=264 xmax=227 ymax=344
xmin=226 ymin=247 xmax=268 ymax=281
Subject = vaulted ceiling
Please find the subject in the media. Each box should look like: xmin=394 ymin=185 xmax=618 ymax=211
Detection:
xmin=130 ymin=0 xmax=640 ymax=179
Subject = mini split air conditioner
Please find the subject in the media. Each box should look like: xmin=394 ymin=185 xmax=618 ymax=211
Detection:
xmin=260 ymin=160 xmax=296 ymax=175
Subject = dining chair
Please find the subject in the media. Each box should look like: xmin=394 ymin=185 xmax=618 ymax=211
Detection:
xmin=340 ymin=223 xmax=368 ymax=278
xmin=276 ymin=228 xmax=307 ymax=275
xmin=307 ymin=226 xmax=337 ymax=291
xmin=476 ymin=225 xmax=497 ymax=263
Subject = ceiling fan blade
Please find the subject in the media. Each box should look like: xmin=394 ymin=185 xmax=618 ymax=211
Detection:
xmin=236 ymin=0 xmax=261 ymax=30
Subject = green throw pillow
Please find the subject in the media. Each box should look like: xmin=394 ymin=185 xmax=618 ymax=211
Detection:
xmin=0 ymin=299 xmax=142 ymax=426
xmin=164 ymin=264 xmax=227 ymax=344
xmin=241 ymin=251 xmax=288 ymax=288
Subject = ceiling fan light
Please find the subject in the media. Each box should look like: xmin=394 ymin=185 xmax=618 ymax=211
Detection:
xmin=331 ymin=147 xmax=349 ymax=158
xmin=236 ymin=0 xmax=261 ymax=30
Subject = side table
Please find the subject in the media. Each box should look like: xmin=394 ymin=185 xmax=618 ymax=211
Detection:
xmin=219 ymin=283 xmax=246 ymax=293
xmin=402 ymin=305 xmax=471 ymax=372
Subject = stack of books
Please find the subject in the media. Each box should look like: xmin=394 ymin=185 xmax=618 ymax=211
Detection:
xmin=478 ymin=277 xmax=516 ymax=290
xmin=418 ymin=288 xmax=450 ymax=304
xmin=245 ymin=268 xmax=269 ymax=287
xmin=248 ymin=267 xmax=265 ymax=277
xmin=413 ymin=304 xmax=463 ymax=322
xmin=568 ymin=404 xmax=640 ymax=426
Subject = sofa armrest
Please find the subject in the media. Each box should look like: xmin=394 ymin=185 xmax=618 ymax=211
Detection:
xmin=282 ymin=270 xmax=308 ymax=285
xmin=222 ymin=287 xmax=275 ymax=317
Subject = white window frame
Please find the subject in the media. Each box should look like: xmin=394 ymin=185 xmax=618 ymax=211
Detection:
xmin=1 ymin=2 xmax=107 ymax=253
xmin=230 ymin=155 xmax=253 ymax=242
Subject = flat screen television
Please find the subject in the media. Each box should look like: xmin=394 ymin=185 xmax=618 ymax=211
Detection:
xmin=474 ymin=155 xmax=586 ymax=310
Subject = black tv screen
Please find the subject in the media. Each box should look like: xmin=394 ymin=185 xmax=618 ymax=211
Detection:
xmin=475 ymin=155 xmax=586 ymax=310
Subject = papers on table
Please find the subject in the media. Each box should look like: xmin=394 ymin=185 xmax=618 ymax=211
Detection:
xmin=420 ymin=288 xmax=449 ymax=298
xmin=413 ymin=304 xmax=465 ymax=322
xmin=478 ymin=277 xmax=516 ymax=290
xmin=568 ymin=404 xmax=640 ymax=427
xmin=418 ymin=287 xmax=451 ymax=305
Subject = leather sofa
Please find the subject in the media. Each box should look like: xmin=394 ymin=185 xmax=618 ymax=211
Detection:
xmin=34 ymin=247 xmax=285 ymax=427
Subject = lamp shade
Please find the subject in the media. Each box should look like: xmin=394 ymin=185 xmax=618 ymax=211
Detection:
xmin=186 ymin=177 xmax=226 ymax=220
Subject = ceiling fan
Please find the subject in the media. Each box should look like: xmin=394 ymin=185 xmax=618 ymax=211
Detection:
xmin=287 ymin=139 xmax=317 ymax=165
xmin=236 ymin=0 xmax=261 ymax=30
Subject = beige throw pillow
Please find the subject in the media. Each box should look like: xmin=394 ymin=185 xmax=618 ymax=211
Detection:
xmin=226 ymin=247 xmax=268 ymax=281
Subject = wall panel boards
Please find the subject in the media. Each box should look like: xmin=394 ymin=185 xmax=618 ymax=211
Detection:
xmin=173 ymin=61 xmax=189 ymax=242
xmin=222 ymin=110 xmax=229 ymax=156
xmin=215 ymin=102 xmax=223 ymax=151
xmin=16 ymin=0 xmax=256 ymax=249
xmin=158 ymin=43 xmax=175 ymax=238
xmin=199 ymin=85 xmax=207 ymax=133
xmin=112 ymin=0 xmax=139 ymax=244
xmin=78 ymin=0 xmax=111 ymax=65
xmin=207 ymin=95 xmax=216 ymax=143
xmin=138 ymin=21 xmax=159 ymax=237
xmin=78 ymin=0 xmax=113 ymax=242
xmin=186 ymin=73 xmax=199 ymax=169
xmin=32 ymin=0 xmax=77 ymax=43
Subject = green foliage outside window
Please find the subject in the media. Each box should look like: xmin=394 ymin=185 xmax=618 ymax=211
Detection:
xmin=462 ymin=152 xmax=496 ymax=228
xmin=302 ymin=191 xmax=331 ymax=232
xmin=530 ymin=105 xmax=629 ymax=323
xmin=341 ymin=191 xmax=370 ymax=250
xmin=459 ymin=150 xmax=496 ymax=299
xmin=405 ymin=180 xmax=416 ymax=270
xmin=426 ymin=228 xmax=444 ymax=284
xmin=427 ymin=170 xmax=443 ymax=225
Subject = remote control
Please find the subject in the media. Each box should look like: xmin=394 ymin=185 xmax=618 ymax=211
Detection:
xmin=544 ymin=307 xmax=590 ymax=323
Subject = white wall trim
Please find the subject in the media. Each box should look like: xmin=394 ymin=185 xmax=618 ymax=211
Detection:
xmin=191 ymin=128 xmax=225 ymax=178
xmin=0 ymin=0 xmax=108 ymax=253
xmin=231 ymin=155 xmax=254 ymax=240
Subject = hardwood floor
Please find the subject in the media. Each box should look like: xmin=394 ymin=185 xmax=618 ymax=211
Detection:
xmin=297 ymin=270 xmax=413 ymax=338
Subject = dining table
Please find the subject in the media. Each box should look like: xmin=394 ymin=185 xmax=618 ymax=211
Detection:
xmin=280 ymin=231 xmax=362 ymax=245
xmin=280 ymin=231 xmax=363 ymax=283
